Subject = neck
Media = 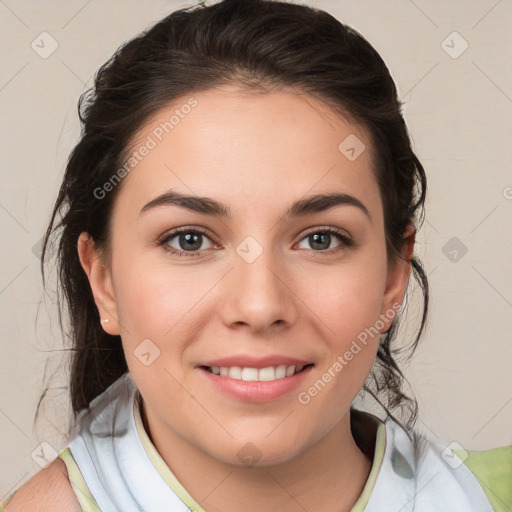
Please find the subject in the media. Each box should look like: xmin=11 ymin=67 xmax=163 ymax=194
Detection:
xmin=141 ymin=402 xmax=373 ymax=512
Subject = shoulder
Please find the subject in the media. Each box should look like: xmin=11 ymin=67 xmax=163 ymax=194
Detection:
xmin=453 ymin=444 xmax=512 ymax=511
xmin=3 ymin=457 xmax=81 ymax=512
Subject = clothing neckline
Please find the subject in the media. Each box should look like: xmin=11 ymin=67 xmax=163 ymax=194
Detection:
xmin=133 ymin=389 xmax=387 ymax=512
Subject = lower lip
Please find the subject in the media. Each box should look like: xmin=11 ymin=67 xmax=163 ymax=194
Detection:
xmin=198 ymin=366 xmax=313 ymax=402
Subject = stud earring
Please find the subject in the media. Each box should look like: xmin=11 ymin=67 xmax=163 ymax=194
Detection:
xmin=102 ymin=318 xmax=109 ymax=324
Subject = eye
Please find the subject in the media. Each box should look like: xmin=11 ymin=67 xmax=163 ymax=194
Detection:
xmin=296 ymin=227 xmax=353 ymax=253
xmin=158 ymin=225 xmax=354 ymax=258
xmin=159 ymin=227 xmax=216 ymax=257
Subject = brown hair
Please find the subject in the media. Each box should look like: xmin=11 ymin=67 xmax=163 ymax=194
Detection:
xmin=39 ymin=0 xmax=428 ymax=435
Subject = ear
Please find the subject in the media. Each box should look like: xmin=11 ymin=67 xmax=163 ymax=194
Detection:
xmin=77 ymin=232 xmax=121 ymax=335
xmin=379 ymin=223 xmax=415 ymax=333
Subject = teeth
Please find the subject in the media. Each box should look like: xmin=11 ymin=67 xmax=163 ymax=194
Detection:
xmin=241 ymin=367 xmax=259 ymax=381
xmin=206 ymin=364 xmax=309 ymax=382
xmin=228 ymin=367 xmax=242 ymax=379
xmin=258 ymin=367 xmax=276 ymax=381
xmin=275 ymin=365 xmax=287 ymax=379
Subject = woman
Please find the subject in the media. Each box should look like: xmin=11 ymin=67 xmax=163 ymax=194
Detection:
xmin=3 ymin=0 xmax=510 ymax=510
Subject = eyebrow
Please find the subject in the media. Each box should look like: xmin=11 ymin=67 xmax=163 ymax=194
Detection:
xmin=140 ymin=190 xmax=371 ymax=221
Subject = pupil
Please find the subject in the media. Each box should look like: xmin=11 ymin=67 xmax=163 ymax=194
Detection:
xmin=180 ymin=233 xmax=201 ymax=251
xmin=310 ymin=233 xmax=330 ymax=251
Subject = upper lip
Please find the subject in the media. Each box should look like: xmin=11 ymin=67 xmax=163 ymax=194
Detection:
xmin=199 ymin=355 xmax=313 ymax=369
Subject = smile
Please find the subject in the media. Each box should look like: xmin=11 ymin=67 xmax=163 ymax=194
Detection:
xmin=198 ymin=362 xmax=314 ymax=402
xmin=202 ymin=364 xmax=313 ymax=382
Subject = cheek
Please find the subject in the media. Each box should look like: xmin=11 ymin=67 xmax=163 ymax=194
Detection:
xmin=294 ymin=250 xmax=388 ymax=409
xmin=295 ymin=266 xmax=385 ymax=423
xmin=112 ymin=255 xmax=201 ymax=337
xmin=112 ymin=260 xmax=198 ymax=397
xmin=300 ymin=253 xmax=388 ymax=340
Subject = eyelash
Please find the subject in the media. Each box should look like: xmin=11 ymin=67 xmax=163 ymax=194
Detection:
xmin=158 ymin=226 xmax=354 ymax=258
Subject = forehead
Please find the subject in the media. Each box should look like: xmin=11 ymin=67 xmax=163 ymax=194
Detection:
xmin=115 ymin=84 xmax=381 ymax=224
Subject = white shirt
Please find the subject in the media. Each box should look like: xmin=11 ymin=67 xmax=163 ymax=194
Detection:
xmin=58 ymin=372 xmax=495 ymax=511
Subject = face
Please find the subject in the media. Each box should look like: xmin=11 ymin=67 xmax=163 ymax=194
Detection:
xmin=79 ymin=84 xmax=412 ymax=467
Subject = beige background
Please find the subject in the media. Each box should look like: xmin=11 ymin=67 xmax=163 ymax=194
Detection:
xmin=1 ymin=0 xmax=511 ymax=499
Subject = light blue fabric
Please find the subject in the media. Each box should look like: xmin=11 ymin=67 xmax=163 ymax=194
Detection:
xmin=61 ymin=372 xmax=495 ymax=511
xmin=65 ymin=373 xmax=190 ymax=511
xmin=365 ymin=413 xmax=494 ymax=511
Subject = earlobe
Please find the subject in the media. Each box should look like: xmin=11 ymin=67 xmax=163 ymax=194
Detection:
xmin=380 ymin=224 xmax=416 ymax=333
xmin=77 ymin=232 xmax=121 ymax=335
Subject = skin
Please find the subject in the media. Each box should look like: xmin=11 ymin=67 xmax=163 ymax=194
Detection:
xmin=78 ymin=84 xmax=414 ymax=512
xmin=4 ymin=458 xmax=81 ymax=511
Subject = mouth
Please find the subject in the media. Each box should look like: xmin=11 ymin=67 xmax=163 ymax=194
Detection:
xmin=199 ymin=363 xmax=314 ymax=382
xmin=197 ymin=361 xmax=315 ymax=402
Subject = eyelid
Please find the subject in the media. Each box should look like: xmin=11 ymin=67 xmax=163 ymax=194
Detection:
xmin=299 ymin=225 xmax=352 ymax=241
xmin=158 ymin=225 xmax=217 ymax=245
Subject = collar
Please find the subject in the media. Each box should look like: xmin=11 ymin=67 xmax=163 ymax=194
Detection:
xmin=67 ymin=372 xmax=494 ymax=511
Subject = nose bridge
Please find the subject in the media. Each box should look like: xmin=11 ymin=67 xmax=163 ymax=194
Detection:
xmin=221 ymin=234 xmax=296 ymax=330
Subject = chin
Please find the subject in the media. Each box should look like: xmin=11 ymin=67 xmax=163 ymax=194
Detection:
xmin=206 ymin=432 xmax=308 ymax=468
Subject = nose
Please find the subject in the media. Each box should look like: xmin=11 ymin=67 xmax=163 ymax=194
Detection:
xmin=219 ymin=243 xmax=298 ymax=333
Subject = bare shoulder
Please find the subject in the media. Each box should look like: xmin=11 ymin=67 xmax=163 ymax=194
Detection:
xmin=5 ymin=458 xmax=81 ymax=512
